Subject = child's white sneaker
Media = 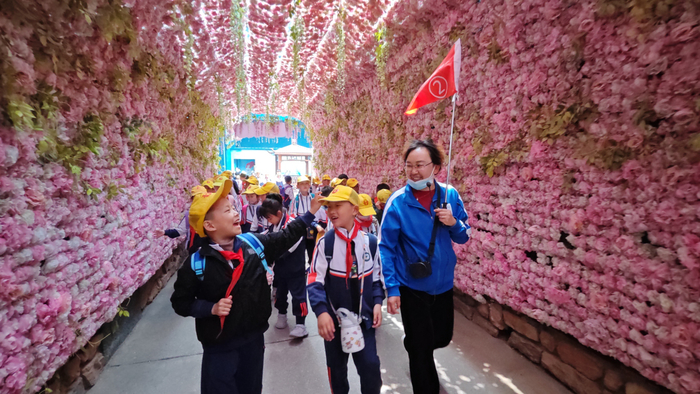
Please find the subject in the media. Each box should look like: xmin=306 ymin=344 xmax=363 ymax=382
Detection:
xmin=275 ymin=314 xmax=288 ymax=329
xmin=289 ymin=324 xmax=308 ymax=338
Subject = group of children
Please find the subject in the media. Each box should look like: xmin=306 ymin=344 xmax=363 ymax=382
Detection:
xmin=166 ymin=170 xmax=395 ymax=394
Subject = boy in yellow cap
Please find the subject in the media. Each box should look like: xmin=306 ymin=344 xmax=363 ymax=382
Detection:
xmin=375 ymin=185 xmax=392 ymax=226
xmin=356 ymin=194 xmax=379 ymax=235
xmin=171 ymin=179 xmax=323 ymax=394
xmin=337 ymin=174 xmax=349 ymax=186
xmin=254 ymin=182 xmax=278 ymax=231
xmin=321 ymin=174 xmax=331 ymax=188
xmin=291 ymin=176 xmax=318 ymax=262
xmin=241 ymin=185 xmax=260 ymax=233
xmin=307 ymin=185 xmax=385 ymax=394
xmin=347 ymin=178 xmax=360 ymax=193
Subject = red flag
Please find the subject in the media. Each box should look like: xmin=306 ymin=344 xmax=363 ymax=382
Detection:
xmin=405 ymin=39 xmax=461 ymax=115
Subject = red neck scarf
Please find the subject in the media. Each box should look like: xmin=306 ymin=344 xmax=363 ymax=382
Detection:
xmin=356 ymin=217 xmax=373 ymax=229
xmin=335 ymin=226 xmax=359 ymax=286
xmin=218 ymin=248 xmax=245 ymax=331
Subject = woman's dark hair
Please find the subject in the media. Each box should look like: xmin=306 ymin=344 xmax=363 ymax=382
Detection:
xmin=403 ymin=139 xmax=445 ymax=166
xmin=338 ymin=174 xmax=349 ymax=180
xmin=376 ymin=183 xmax=390 ymax=192
xmin=231 ymin=180 xmax=241 ymax=195
xmin=259 ymin=193 xmax=283 ymax=218
xmin=320 ymin=186 xmax=334 ymax=197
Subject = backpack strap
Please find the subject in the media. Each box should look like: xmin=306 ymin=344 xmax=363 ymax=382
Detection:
xmin=368 ymin=233 xmax=378 ymax=260
xmin=324 ymin=229 xmax=335 ymax=265
xmin=190 ymin=250 xmax=205 ymax=281
xmin=237 ymin=233 xmax=274 ymax=275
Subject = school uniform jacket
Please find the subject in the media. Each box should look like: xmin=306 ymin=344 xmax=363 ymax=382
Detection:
xmin=171 ymin=212 xmax=316 ymax=347
xmin=307 ymin=226 xmax=386 ymax=326
xmin=269 ymin=212 xmax=306 ymax=276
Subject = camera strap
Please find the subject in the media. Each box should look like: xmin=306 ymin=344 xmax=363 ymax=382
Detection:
xmin=400 ymin=184 xmax=442 ymax=262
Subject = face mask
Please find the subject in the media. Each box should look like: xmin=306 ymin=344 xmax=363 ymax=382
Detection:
xmin=407 ymin=167 xmax=435 ymax=190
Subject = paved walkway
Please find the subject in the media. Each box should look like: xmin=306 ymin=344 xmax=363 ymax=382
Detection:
xmin=91 ymin=276 xmax=572 ymax=394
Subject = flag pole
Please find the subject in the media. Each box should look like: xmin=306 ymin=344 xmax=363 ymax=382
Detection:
xmin=443 ymin=93 xmax=457 ymax=208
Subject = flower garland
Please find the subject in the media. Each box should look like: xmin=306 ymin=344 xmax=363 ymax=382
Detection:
xmin=307 ymin=1 xmax=700 ymax=393
xmin=0 ymin=1 xmax=220 ymax=391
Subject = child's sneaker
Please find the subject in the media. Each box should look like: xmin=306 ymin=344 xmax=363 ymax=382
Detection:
xmin=289 ymin=324 xmax=308 ymax=338
xmin=275 ymin=314 xmax=288 ymax=329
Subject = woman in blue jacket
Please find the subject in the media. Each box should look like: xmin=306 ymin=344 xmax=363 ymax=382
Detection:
xmin=379 ymin=139 xmax=470 ymax=394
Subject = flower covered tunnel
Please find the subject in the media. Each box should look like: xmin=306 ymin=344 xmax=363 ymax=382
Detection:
xmin=1 ymin=0 xmax=700 ymax=393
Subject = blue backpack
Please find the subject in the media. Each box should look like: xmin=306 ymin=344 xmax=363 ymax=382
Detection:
xmin=190 ymin=233 xmax=273 ymax=280
xmin=323 ymin=229 xmax=378 ymax=266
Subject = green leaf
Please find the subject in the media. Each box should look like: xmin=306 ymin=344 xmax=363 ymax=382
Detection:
xmin=70 ymin=165 xmax=81 ymax=175
xmin=690 ymin=133 xmax=700 ymax=152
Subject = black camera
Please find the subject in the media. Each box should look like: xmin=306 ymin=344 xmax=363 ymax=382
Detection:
xmin=408 ymin=260 xmax=432 ymax=279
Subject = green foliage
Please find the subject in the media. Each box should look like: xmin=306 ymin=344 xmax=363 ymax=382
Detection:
xmin=95 ymin=0 xmax=137 ymax=46
xmin=597 ymin=0 xmax=675 ymax=24
xmin=37 ymin=113 xmax=105 ymax=177
xmin=230 ymin=1 xmax=248 ymax=115
xmin=117 ymin=305 xmax=130 ymax=318
xmin=529 ymin=102 xmax=597 ymax=143
xmin=480 ymin=151 xmax=509 ymax=177
xmin=335 ymin=6 xmax=347 ymax=93
xmin=374 ymin=25 xmax=389 ymax=87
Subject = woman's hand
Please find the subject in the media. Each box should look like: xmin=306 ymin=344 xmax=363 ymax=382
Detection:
xmin=434 ymin=207 xmax=457 ymax=227
xmin=372 ymin=304 xmax=383 ymax=328
xmin=153 ymin=229 xmax=165 ymax=237
xmin=387 ymin=296 xmax=401 ymax=315
xmin=318 ymin=312 xmax=336 ymax=341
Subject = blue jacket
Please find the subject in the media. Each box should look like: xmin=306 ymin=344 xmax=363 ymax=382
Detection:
xmin=379 ymin=182 xmax=470 ymax=297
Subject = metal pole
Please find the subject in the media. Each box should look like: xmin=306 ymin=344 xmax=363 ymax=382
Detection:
xmin=443 ymin=93 xmax=457 ymax=207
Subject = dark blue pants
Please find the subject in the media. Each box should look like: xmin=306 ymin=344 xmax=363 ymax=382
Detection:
xmin=324 ymin=326 xmax=382 ymax=394
xmin=200 ymin=333 xmax=265 ymax=394
xmin=274 ymin=272 xmax=308 ymax=323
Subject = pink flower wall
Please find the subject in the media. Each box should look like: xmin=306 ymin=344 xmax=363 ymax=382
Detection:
xmin=0 ymin=1 xmax=219 ymax=392
xmin=308 ymin=0 xmax=700 ymax=392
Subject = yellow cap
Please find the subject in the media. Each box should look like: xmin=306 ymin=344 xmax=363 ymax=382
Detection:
xmin=358 ymin=194 xmax=376 ymax=216
xmin=213 ymin=174 xmax=229 ymax=187
xmin=297 ymin=176 xmax=310 ymax=183
xmin=321 ymin=186 xmax=360 ymax=207
xmin=330 ymin=178 xmax=341 ymax=187
xmin=221 ymin=170 xmax=232 ymax=179
xmin=242 ymin=185 xmax=259 ymax=195
xmin=255 ymin=182 xmax=278 ymax=195
xmin=377 ymin=189 xmax=392 ymax=203
xmin=347 ymin=178 xmax=359 ymax=188
xmin=190 ymin=185 xmax=207 ymax=197
xmin=322 ymin=174 xmax=331 ymax=181
xmin=189 ymin=179 xmax=233 ymax=237
xmin=202 ymin=178 xmax=215 ymax=189
xmin=313 ymin=177 xmax=321 ymax=184
xmin=247 ymin=176 xmax=259 ymax=185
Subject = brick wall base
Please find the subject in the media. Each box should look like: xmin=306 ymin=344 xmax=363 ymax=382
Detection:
xmin=40 ymin=242 xmax=188 ymax=394
xmin=454 ymin=289 xmax=675 ymax=394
